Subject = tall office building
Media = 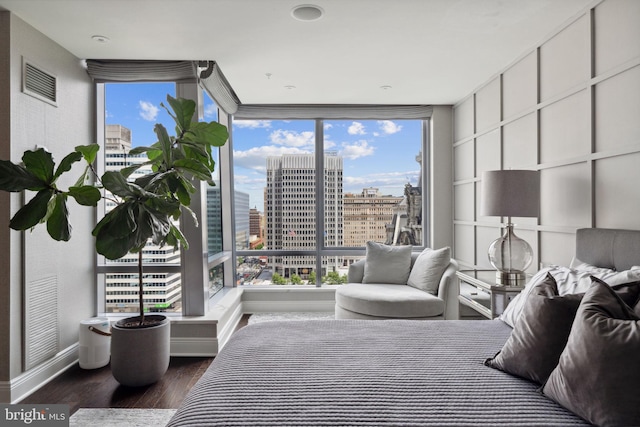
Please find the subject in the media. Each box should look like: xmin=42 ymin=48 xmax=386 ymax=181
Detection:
xmin=206 ymin=188 xmax=251 ymax=252
xmin=265 ymin=152 xmax=343 ymax=279
xmin=103 ymin=125 xmax=181 ymax=313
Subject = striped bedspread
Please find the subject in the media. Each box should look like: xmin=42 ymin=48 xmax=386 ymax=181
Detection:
xmin=167 ymin=319 xmax=589 ymax=426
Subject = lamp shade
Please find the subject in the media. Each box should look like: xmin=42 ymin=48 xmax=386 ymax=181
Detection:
xmin=481 ymin=170 xmax=540 ymax=218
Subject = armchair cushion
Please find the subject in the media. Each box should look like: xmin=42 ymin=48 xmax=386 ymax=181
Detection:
xmin=336 ymin=283 xmax=445 ymax=318
xmin=407 ymin=247 xmax=451 ymax=295
xmin=362 ymin=241 xmax=412 ymax=285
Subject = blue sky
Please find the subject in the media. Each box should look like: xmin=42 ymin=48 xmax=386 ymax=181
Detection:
xmin=106 ymin=83 xmax=422 ymax=211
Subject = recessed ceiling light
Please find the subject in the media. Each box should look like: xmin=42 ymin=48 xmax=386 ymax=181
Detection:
xmin=285 ymin=85 xmax=297 ymax=90
xmin=380 ymin=85 xmax=392 ymax=90
xmin=291 ymin=4 xmax=324 ymax=22
xmin=91 ymin=35 xmax=110 ymax=43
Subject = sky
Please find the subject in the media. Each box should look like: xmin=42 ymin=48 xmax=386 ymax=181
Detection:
xmin=106 ymin=83 xmax=422 ymax=212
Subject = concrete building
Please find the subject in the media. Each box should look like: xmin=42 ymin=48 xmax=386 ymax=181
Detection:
xmin=266 ymin=152 xmax=343 ymax=279
xmin=343 ymin=187 xmax=403 ymax=248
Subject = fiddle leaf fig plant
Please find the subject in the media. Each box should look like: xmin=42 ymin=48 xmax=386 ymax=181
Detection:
xmin=0 ymin=95 xmax=228 ymax=325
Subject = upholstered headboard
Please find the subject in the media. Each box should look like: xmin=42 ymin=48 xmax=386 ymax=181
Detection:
xmin=576 ymin=228 xmax=640 ymax=271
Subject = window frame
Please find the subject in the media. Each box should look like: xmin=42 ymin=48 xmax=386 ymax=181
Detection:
xmin=233 ymin=115 xmax=431 ymax=287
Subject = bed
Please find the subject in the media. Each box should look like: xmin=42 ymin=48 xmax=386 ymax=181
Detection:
xmin=167 ymin=228 xmax=640 ymax=427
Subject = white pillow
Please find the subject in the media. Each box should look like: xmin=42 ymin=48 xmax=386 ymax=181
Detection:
xmin=362 ymin=241 xmax=412 ymax=285
xmin=500 ymin=265 xmax=640 ymax=327
xmin=407 ymin=247 xmax=451 ymax=295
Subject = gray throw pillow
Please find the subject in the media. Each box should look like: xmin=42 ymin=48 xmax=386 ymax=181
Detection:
xmin=542 ymin=278 xmax=640 ymax=427
xmin=406 ymin=247 xmax=451 ymax=295
xmin=362 ymin=241 xmax=412 ymax=285
xmin=485 ymin=273 xmax=582 ymax=385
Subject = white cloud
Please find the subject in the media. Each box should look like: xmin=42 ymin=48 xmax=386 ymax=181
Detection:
xmin=348 ymin=121 xmax=366 ymax=135
xmin=270 ymin=129 xmax=314 ymax=148
xmin=344 ymin=170 xmax=420 ymax=192
xmin=204 ymin=103 xmax=218 ymax=119
xmin=138 ymin=101 xmax=159 ymax=121
xmin=324 ymin=123 xmax=333 ymax=130
xmin=234 ymin=120 xmax=272 ymax=129
xmin=340 ymin=140 xmax=375 ymax=160
xmin=234 ymin=145 xmax=311 ymax=172
xmin=377 ymin=120 xmax=403 ymax=135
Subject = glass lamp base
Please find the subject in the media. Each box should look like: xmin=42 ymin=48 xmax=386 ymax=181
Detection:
xmin=495 ymin=271 xmax=527 ymax=286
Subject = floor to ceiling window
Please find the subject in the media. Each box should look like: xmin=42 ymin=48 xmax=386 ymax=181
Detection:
xmin=97 ymin=82 xmax=184 ymax=314
xmin=233 ymin=116 xmax=428 ymax=286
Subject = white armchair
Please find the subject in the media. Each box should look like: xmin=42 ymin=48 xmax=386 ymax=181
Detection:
xmin=335 ymin=253 xmax=459 ymax=320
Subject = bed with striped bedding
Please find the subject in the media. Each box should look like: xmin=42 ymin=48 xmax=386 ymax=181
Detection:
xmin=167 ymin=319 xmax=588 ymax=426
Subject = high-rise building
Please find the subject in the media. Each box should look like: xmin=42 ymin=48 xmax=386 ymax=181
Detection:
xmin=343 ymin=187 xmax=403 ymax=248
xmin=206 ymin=187 xmax=251 ymax=253
xmin=265 ymin=152 xmax=343 ymax=279
xmin=103 ymin=124 xmax=181 ymax=313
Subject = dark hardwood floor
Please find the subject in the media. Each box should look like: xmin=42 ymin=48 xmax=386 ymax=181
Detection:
xmin=20 ymin=314 xmax=250 ymax=415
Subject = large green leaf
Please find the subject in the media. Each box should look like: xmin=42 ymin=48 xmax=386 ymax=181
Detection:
xmin=93 ymin=203 xmax=139 ymax=259
xmin=165 ymin=95 xmax=195 ymax=133
xmin=101 ymin=171 xmax=135 ymax=198
xmin=101 ymin=171 xmax=154 ymax=199
xmin=185 ymin=121 xmax=229 ymax=147
xmin=46 ymin=194 xmax=71 ymax=241
xmin=145 ymin=195 xmax=180 ymax=216
xmin=0 ymin=160 xmax=47 ymax=192
xmin=75 ymin=144 xmax=100 ymax=165
xmin=53 ymin=151 xmax=82 ymax=180
xmin=173 ymin=159 xmax=213 ymax=181
xmin=22 ymin=149 xmax=55 ymax=184
xmin=9 ymin=189 xmax=54 ymax=230
xmin=93 ymin=203 xmax=136 ymax=239
xmin=154 ymin=124 xmax=173 ymax=166
xmin=129 ymin=146 xmax=162 ymax=158
xmin=68 ymin=185 xmax=101 ymax=206
xmin=168 ymin=224 xmax=188 ymax=250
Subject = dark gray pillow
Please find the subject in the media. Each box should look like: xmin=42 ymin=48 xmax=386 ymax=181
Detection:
xmin=542 ymin=278 xmax=640 ymax=427
xmin=485 ymin=273 xmax=582 ymax=385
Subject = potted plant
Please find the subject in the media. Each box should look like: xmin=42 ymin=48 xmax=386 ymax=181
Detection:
xmin=0 ymin=95 xmax=228 ymax=386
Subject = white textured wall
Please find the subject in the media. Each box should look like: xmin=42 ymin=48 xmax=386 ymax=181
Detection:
xmin=3 ymin=13 xmax=95 ymax=385
xmin=452 ymin=0 xmax=640 ymax=270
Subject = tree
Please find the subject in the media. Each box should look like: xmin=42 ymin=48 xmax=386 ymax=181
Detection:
xmin=290 ymin=274 xmax=302 ymax=285
xmin=308 ymin=271 xmax=316 ymax=285
xmin=271 ymin=273 xmax=286 ymax=285
xmin=323 ymin=271 xmax=347 ymax=285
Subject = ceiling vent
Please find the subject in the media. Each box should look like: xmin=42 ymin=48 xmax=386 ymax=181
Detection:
xmin=23 ymin=59 xmax=57 ymax=106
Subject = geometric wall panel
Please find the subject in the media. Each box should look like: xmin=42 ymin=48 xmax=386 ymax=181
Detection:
xmin=595 ymin=66 xmax=640 ymax=152
xmin=595 ymin=153 xmax=640 ymax=230
xmin=594 ymin=0 xmax=640 ymax=75
xmin=540 ymin=90 xmax=590 ymax=164
xmin=540 ymin=163 xmax=592 ymax=228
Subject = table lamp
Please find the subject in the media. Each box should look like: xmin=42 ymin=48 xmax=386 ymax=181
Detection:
xmin=481 ymin=170 xmax=540 ymax=286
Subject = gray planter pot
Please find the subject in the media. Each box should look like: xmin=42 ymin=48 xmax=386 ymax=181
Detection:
xmin=110 ymin=315 xmax=170 ymax=387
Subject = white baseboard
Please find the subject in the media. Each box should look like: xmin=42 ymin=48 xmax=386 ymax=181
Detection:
xmin=1 ymin=343 xmax=78 ymax=403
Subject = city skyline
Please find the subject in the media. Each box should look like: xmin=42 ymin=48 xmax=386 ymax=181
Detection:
xmin=105 ymin=83 xmax=423 ymax=212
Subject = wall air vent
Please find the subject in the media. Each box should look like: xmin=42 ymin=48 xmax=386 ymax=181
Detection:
xmin=23 ymin=59 xmax=58 ymax=106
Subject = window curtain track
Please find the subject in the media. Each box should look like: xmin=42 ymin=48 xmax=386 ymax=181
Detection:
xmin=198 ymin=62 xmax=241 ymax=114
xmin=84 ymin=59 xmax=240 ymax=114
xmin=234 ymin=104 xmax=433 ymax=120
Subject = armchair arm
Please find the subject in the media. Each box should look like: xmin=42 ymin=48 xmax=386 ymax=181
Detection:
xmin=437 ymin=259 xmax=459 ymax=320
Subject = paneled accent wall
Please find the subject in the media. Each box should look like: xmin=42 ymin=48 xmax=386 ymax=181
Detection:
xmin=453 ymin=0 xmax=640 ymax=270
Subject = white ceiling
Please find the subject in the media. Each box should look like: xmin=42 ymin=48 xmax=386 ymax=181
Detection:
xmin=0 ymin=0 xmax=593 ymax=105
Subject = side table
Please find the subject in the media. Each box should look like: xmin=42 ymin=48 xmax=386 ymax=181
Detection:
xmin=457 ymin=270 xmax=526 ymax=319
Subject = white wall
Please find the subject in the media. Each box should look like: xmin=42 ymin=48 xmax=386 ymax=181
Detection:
xmin=452 ymin=0 xmax=640 ymax=270
xmin=0 ymin=12 xmax=95 ymax=402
